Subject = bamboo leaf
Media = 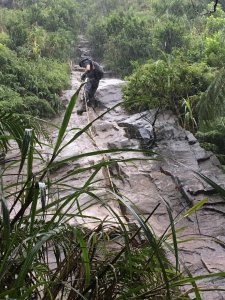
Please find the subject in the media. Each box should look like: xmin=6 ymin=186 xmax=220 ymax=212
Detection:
xmin=182 ymin=197 xmax=208 ymax=219
xmin=52 ymin=83 xmax=84 ymax=156
xmin=18 ymin=129 xmax=33 ymax=175
xmin=75 ymin=228 xmax=91 ymax=286
xmin=15 ymin=231 xmax=56 ymax=287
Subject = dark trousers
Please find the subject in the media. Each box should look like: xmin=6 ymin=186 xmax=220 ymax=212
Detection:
xmin=84 ymin=78 xmax=100 ymax=103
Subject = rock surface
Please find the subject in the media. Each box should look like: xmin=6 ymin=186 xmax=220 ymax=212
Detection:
xmin=51 ymin=31 xmax=225 ymax=300
xmin=4 ymin=37 xmax=225 ymax=299
xmin=53 ymin=63 xmax=225 ymax=299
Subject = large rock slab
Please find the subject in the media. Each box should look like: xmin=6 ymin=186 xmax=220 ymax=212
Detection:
xmin=8 ymin=61 xmax=222 ymax=299
xmin=112 ymin=109 xmax=225 ymax=299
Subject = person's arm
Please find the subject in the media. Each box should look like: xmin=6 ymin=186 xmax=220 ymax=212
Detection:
xmin=81 ymin=63 xmax=91 ymax=81
xmin=85 ymin=64 xmax=91 ymax=72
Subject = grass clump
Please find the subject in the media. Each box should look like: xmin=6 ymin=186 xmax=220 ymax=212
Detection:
xmin=0 ymin=86 xmax=224 ymax=299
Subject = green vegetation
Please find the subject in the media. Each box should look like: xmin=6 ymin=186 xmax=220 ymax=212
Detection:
xmin=123 ymin=58 xmax=213 ymax=115
xmin=1 ymin=0 xmax=225 ymax=298
xmin=83 ymin=0 xmax=225 ymax=158
xmin=0 ymin=0 xmax=80 ymax=117
xmin=1 ymin=86 xmax=224 ymax=299
xmin=87 ymin=12 xmax=152 ymax=76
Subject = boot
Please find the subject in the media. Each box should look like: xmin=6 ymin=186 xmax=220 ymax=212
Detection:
xmin=87 ymin=97 xmax=97 ymax=108
xmin=86 ymin=97 xmax=94 ymax=108
xmin=77 ymin=107 xmax=86 ymax=115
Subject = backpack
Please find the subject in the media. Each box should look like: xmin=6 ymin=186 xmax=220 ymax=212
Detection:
xmin=93 ymin=61 xmax=104 ymax=80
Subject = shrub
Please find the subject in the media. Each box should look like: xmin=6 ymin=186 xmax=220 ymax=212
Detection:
xmin=88 ymin=12 xmax=152 ymax=76
xmin=0 ymin=43 xmax=70 ymax=117
xmin=123 ymin=57 xmax=213 ymax=119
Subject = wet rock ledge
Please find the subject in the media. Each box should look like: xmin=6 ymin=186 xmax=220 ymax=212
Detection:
xmin=57 ymin=60 xmax=225 ymax=300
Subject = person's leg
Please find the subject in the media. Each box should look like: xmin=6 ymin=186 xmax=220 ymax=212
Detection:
xmin=83 ymin=80 xmax=93 ymax=106
xmin=86 ymin=79 xmax=99 ymax=107
xmin=77 ymin=96 xmax=86 ymax=115
xmin=91 ymin=79 xmax=100 ymax=97
xmin=77 ymin=79 xmax=100 ymax=114
xmin=77 ymin=81 xmax=91 ymax=115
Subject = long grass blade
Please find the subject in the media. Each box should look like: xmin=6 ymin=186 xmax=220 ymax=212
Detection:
xmin=49 ymin=148 xmax=155 ymax=171
xmin=52 ymin=83 xmax=84 ymax=156
xmin=15 ymin=230 xmax=56 ymax=287
xmin=194 ymin=171 xmax=225 ymax=199
xmin=18 ymin=129 xmax=33 ymax=175
xmin=56 ymin=102 xmax=122 ymax=155
xmin=166 ymin=203 xmax=178 ymax=273
xmin=181 ymin=197 xmax=208 ymax=220
xmin=172 ymin=271 xmax=225 ymax=285
xmin=108 ymin=191 xmax=171 ymax=299
xmin=0 ymin=164 xmax=10 ymax=244
xmin=75 ymin=228 xmax=91 ymax=286
xmin=1 ymin=195 xmax=10 ymax=243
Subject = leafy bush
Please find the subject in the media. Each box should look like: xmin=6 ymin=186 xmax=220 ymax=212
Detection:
xmin=0 ymin=43 xmax=69 ymax=117
xmin=152 ymin=15 xmax=188 ymax=54
xmin=123 ymin=57 xmax=213 ymax=117
xmin=88 ymin=12 xmax=152 ymax=76
xmin=0 ymin=0 xmax=80 ymax=117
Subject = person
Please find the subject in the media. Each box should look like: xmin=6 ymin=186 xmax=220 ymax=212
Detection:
xmin=77 ymin=57 xmax=104 ymax=115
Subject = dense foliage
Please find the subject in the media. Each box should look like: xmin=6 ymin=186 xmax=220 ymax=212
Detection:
xmin=84 ymin=0 xmax=225 ymax=158
xmin=0 ymin=0 xmax=80 ymax=117
xmin=88 ymin=12 xmax=152 ymax=76
xmin=123 ymin=58 xmax=213 ymax=115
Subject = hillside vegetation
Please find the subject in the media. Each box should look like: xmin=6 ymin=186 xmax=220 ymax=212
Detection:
xmin=83 ymin=0 xmax=225 ymax=161
xmin=0 ymin=0 xmax=80 ymax=117
xmin=1 ymin=1 xmax=225 ymax=299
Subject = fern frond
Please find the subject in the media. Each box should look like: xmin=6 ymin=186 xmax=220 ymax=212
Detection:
xmin=0 ymin=110 xmax=50 ymax=152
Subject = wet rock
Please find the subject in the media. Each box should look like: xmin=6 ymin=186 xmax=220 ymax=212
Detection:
xmin=185 ymin=131 xmax=197 ymax=145
xmin=107 ymin=138 xmax=136 ymax=149
xmin=156 ymin=123 xmax=187 ymax=141
xmin=95 ymin=79 xmax=126 ymax=107
xmin=94 ymin=121 xmax=116 ymax=132
xmin=118 ymin=112 xmax=153 ymax=141
xmin=192 ymin=143 xmax=211 ymax=162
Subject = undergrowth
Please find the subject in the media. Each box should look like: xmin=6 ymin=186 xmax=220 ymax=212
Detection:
xmin=0 ymin=85 xmax=224 ymax=299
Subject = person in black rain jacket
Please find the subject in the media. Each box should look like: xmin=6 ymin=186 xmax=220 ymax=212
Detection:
xmin=77 ymin=57 xmax=104 ymax=115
